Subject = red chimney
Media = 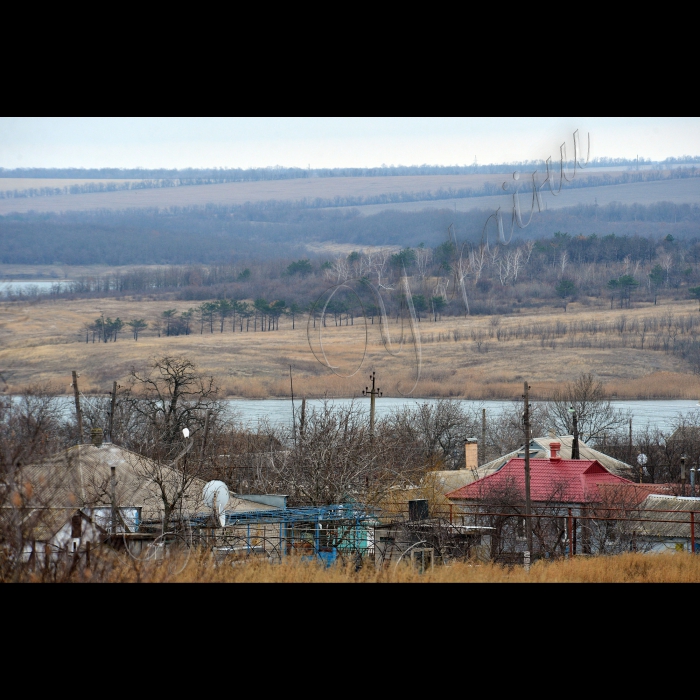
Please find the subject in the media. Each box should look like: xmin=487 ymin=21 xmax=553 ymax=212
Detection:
xmin=550 ymin=442 xmax=562 ymax=462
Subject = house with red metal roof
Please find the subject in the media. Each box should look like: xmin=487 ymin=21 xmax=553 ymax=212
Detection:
xmin=445 ymin=442 xmax=676 ymax=559
xmin=445 ymin=442 xmax=640 ymax=506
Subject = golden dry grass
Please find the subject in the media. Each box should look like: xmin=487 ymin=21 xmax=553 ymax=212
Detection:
xmin=2 ymin=296 xmax=700 ymax=400
xmin=51 ymin=551 xmax=700 ymax=583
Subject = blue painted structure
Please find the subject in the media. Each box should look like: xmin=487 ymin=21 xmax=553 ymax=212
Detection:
xmin=191 ymin=504 xmax=379 ymax=565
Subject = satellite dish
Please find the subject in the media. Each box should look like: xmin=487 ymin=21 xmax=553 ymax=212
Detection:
xmin=182 ymin=428 xmax=190 ymax=439
xmin=637 ymin=454 xmax=648 ymax=466
xmin=203 ymin=480 xmax=229 ymax=512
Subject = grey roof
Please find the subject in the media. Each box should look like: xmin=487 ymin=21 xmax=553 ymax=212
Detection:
xmin=427 ymin=436 xmax=636 ymax=494
xmin=477 ymin=436 xmax=635 ymax=480
xmin=19 ymin=443 xmax=278 ymax=522
xmin=636 ymin=495 xmax=700 ymax=539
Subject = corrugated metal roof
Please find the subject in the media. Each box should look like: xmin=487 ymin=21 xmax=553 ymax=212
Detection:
xmin=427 ymin=436 xmax=635 ymax=495
xmin=446 ymin=457 xmax=634 ymax=504
xmin=636 ymin=495 xmax=700 ymax=539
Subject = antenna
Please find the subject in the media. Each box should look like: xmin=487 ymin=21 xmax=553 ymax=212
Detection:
xmin=203 ymin=480 xmax=229 ymax=527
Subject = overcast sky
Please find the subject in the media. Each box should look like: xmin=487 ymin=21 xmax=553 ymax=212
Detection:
xmin=1 ymin=117 xmax=698 ymax=170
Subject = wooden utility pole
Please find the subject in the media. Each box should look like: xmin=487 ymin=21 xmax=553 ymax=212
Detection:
xmin=363 ymin=372 xmax=382 ymax=441
xmin=110 ymin=466 xmax=117 ymax=536
xmin=108 ymin=381 xmax=117 ymax=443
xmin=481 ymin=408 xmax=487 ymax=466
xmin=201 ymin=409 xmax=212 ymax=460
xmin=72 ymin=371 xmax=83 ymax=444
xmin=629 ymin=418 xmax=633 ymax=465
xmin=571 ymin=411 xmax=580 ymax=459
xmin=523 ymin=381 xmax=533 ymax=554
xmin=289 ymin=366 xmax=297 ymax=445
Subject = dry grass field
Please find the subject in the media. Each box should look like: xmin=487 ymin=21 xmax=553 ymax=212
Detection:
xmin=0 ymin=178 xmax=144 ymax=191
xmin=2 ymin=295 xmax=700 ymax=400
xmin=46 ymin=551 xmax=700 ymax=584
xmin=344 ymin=177 xmax=700 ymax=216
xmin=0 ymin=171 xmax=634 ymax=216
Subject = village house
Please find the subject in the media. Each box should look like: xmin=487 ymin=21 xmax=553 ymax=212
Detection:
xmin=11 ymin=437 xmax=279 ymax=561
xmin=444 ymin=442 xmax=662 ymax=558
xmin=429 ymin=434 xmax=636 ymax=497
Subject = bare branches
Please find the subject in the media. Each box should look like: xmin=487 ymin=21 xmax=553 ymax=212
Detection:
xmin=123 ymin=356 xmax=221 ymax=445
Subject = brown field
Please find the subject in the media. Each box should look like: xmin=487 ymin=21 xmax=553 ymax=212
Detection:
xmin=2 ymin=295 xmax=700 ymax=400
xmin=0 ymin=178 xmax=145 ymax=191
xmin=50 ymin=551 xmax=700 ymax=583
xmin=0 ymin=171 xmax=635 ymax=216
xmin=342 ymin=177 xmax=700 ymax=216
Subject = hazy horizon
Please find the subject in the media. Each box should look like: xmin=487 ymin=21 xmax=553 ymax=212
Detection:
xmin=2 ymin=117 xmax=699 ymax=170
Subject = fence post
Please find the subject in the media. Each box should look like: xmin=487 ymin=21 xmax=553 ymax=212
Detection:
xmin=568 ymin=508 xmax=574 ymax=559
xmin=691 ymin=512 xmax=696 ymax=555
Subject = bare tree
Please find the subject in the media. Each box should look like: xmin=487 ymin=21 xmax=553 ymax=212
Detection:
xmin=415 ymin=246 xmax=433 ymax=283
xmin=367 ymin=248 xmax=395 ymax=290
xmin=122 ymin=356 xmax=221 ymax=445
xmin=469 ymin=245 xmax=487 ymax=283
xmin=259 ymin=401 xmax=423 ymax=507
xmin=546 ymin=373 xmax=630 ymax=443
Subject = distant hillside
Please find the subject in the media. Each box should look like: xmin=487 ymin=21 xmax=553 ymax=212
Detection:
xmin=1 ymin=201 xmax=699 ymax=267
xmin=1 ymin=156 xmax=698 ymax=182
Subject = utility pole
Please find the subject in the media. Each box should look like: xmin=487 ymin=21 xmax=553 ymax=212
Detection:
xmin=201 ymin=409 xmax=212 ymax=460
xmin=681 ymin=455 xmax=687 ymax=497
xmin=108 ymin=381 xmax=117 ymax=443
xmin=523 ymin=381 xmax=533 ymax=554
xmin=72 ymin=371 xmax=83 ymax=444
xmin=481 ymin=408 xmax=486 ymax=466
xmin=363 ymin=372 xmax=382 ymax=441
xmin=289 ymin=366 xmax=297 ymax=445
xmin=629 ymin=418 xmax=633 ymax=465
xmin=300 ymin=398 xmax=306 ymax=440
xmin=569 ymin=407 xmax=580 ymax=459
xmin=110 ymin=466 xmax=117 ymax=536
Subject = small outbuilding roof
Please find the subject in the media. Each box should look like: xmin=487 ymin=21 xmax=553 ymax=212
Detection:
xmin=636 ymin=494 xmax=700 ymax=539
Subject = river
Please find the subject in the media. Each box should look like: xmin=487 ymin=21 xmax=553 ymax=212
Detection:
xmin=222 ymin=397 xmax=699 ymax=433
xmin=8 ymin=396 xmax=700 ymax=434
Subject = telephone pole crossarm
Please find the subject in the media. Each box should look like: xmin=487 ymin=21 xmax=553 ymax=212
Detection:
xmin=363 ymin=371 xmax=382 ymax=440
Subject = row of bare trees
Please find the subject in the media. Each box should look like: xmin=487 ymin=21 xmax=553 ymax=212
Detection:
xmin=3 ymin=360 xmax=699 ymax=580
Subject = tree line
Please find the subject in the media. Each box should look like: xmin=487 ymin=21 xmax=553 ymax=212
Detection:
xmin=5 ymin=157 xmax=692 ymax=183
xmin=2 ymin=165 xmax=698 ymax=205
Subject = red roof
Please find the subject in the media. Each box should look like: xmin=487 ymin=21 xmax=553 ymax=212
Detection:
xmin=446 ymin=457 xmax=635 ymax=504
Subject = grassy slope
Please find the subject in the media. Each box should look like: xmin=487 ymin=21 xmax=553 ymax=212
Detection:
xmin=1 ymin=296 xmax=699 ymax=400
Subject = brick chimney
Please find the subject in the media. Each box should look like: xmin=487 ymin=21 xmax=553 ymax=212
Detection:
xmin=550 ymin=441 xmax=562 ymax=462
xmin=464 ymin=439 xmax=478 ymax=471
xmin=90 ymin=427 xmax=104 ymax=448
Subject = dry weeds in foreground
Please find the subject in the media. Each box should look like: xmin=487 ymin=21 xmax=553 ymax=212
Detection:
xmin=48 ymin=552 xmax=700 ymax=584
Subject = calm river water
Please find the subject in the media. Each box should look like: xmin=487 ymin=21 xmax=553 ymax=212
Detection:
xmin=222 ymin=398 xmax=700 ymax=433
xmin=9 ymin=396 xmax=700 ymax=434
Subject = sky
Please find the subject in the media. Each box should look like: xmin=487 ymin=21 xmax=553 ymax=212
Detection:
xmin=1 ymin=117 xmax=698 ymax=170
